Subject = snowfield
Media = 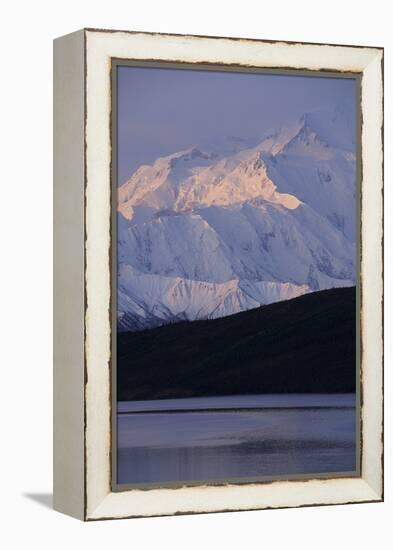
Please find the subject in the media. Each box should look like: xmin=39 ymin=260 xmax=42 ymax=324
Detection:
xmin=117 ymin=106 xmax=356 ymax=331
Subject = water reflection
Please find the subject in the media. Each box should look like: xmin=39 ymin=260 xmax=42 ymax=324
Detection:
xmin=117 ymin=394 xmax=357 ymax=485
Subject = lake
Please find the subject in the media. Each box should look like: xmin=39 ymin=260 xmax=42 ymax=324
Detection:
xmin=116 ymin=394 xmax=357 ymax=486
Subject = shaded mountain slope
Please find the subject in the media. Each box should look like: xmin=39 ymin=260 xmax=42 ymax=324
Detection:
xmin=117 ymin=286 xmax=356 ymax=400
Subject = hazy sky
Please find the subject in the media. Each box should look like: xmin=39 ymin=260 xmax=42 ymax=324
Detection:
xmin=117 ymin=65 xmax=357 ymax=184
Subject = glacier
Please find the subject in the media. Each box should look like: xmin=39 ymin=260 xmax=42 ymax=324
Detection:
xmin=117 ymin=107 xmax=356 ymax=331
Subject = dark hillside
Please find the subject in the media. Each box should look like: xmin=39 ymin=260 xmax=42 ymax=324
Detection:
xmin=117 ymin=287 xmax=356 ymax=400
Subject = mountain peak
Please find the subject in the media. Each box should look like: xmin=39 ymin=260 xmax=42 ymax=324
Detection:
xmin=297 ymin=105 xmax=356 ymax=153
xmin=117 ymin=107 xmax=356 ymax=331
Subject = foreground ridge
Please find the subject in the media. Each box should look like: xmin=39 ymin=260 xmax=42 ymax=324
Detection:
xmin=118 ymin=287 xmax=356 ymax=400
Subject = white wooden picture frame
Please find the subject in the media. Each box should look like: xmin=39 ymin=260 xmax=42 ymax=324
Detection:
xmin=53 ymin=28 xmax=383 ymax=521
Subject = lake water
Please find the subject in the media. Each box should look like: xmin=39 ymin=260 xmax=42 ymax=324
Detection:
xmin=117 ymin=394 xmax=357 ymax=486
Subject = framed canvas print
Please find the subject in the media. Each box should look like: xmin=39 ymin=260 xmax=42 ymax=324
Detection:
xmin=53 ymin=29 xmax=384 ymax=520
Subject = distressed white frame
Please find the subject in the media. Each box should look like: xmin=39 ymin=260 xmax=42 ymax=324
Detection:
xmin=64 ymin=29 xmax=384 ymax=520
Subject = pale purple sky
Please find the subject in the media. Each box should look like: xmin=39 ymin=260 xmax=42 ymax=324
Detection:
xmin=117 ymin=65 xmax=357 ymax=184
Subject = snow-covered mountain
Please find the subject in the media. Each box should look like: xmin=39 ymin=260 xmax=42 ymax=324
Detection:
xmin=117 ymin=106 xmax=357 ymax=331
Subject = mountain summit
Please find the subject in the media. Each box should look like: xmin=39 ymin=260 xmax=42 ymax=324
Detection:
xmin=117 ymin=108 xmax=356 ymax=331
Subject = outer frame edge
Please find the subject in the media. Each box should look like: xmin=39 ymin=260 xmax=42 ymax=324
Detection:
xmin=83 ymin=31 xmax=384 ymax=521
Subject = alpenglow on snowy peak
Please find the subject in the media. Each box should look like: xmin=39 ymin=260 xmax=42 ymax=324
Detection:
xmin=117 ymin=107 xmax=357 ymax=331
